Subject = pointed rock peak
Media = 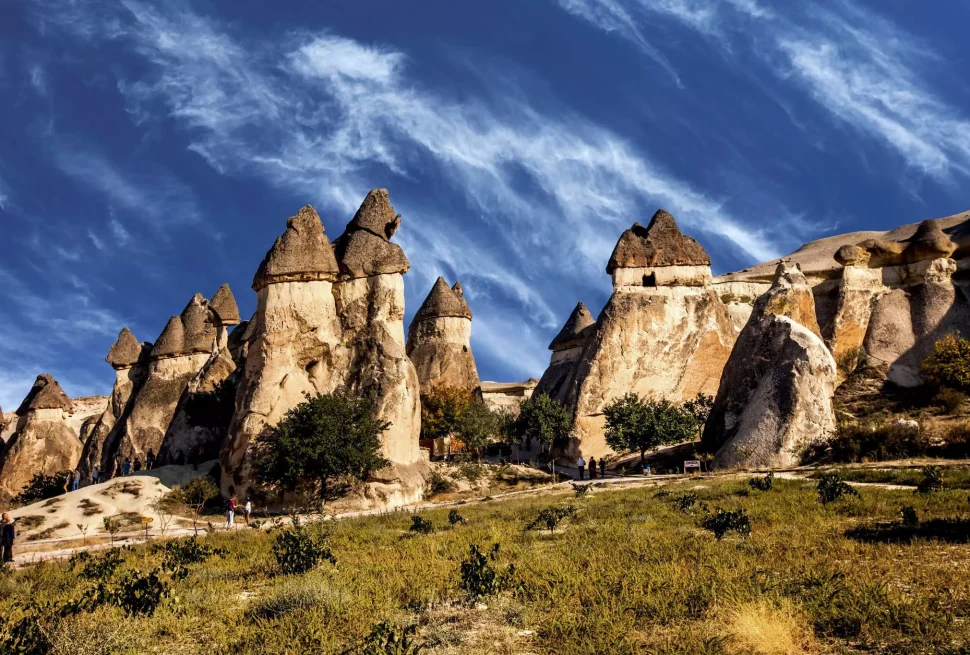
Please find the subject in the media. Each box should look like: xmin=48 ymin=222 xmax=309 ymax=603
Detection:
xmin=754 ymin=262 xmax=821 ymax=338
xmin=252 ymin=204 xmax=339 ymax=291
xmin=210 ymin=283 xmax=241 ymax=325
xmin=347 ymin=188 xmax=401 ymax=240
xmin=451 ymin=281 xmax=472 ymax=316
xmin=17 ymin=374 xmax=72 ymax=414
xmin=152 ymin=316 xmax=186 ymax=359
xmin=607 ymin=209 xmax=710 ymax=274
xmin=413 ymin=277 xmax=472 ymax=323
xmin=904 ymin=219 xmax=957 ymax=262
xmin=106 ymin=327 xmax=143 ymax=368
xmin=549 ymin=301 xmax=596 ymax=350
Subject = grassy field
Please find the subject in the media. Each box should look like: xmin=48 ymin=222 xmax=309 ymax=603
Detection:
xmin=811 ymin=465 xmax=970 ymax=490
xmin=2 ymin=476 xmax=970 ymax=654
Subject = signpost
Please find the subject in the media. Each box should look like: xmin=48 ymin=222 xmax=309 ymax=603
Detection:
xmin=684 ymin=460 xmax=702 ymax=474
xmin=141 ymin=516 xmax=153 ymax=539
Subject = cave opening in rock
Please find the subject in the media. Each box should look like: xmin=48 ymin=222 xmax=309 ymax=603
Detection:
xmin=642 ymin=272 xmax=657 ymax=287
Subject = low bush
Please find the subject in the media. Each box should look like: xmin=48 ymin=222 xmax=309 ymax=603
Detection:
xmin=572 ymin=483 xmax=591 ymax=498
xmin=153 ymin=536 xmax=226 ymax=580
xmin=900 ymin=506 xmax=919 ymax=527
xmin=358 ymin=621 xmax=424 ymax=655
xmin=817 ymin=474 xmax=861 ymax=504
xmin=408 ymin=515 xmax=434 ymax=535
xmin=425 ymin=471 xmax=455 ymax=496
xmin=104 ymin=569 xmax=169 ymax=616
xmin=702 ymin=508 xmax=751 ymax=540
xmin=272 ymin=517 xmax=336 ymax=575
xmin=748 ymin=472 xmax=774 ymax=492
xmin=820 ymin=420 xmax=930 ymax=463
xmin=916 ymin=466 xmax=945 ymax=494
xmin=672 ymin=493 xmax=698 ymax=513
xmin=921 ymin=332 xmax=970 ymax=393
xmin=447 ymin=509 xmax=466 ymax=526
xmin=459 ymin=543 xmax=517 ymax=600
xmin=526 ymin=505 xmax=576 ymax=532
xmin=14 ymin=471 xmax=71 ymax=505
xmin=934 ymin=387 xmax=966 ymax=413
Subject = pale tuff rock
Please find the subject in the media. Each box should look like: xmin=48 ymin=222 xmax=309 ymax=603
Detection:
xmin=252 ymin=205 xmax=339 ymax=290
xmin=0 ymin=374 xmax=82 ymax=497
xmin=209 ymin=283 xmax=241 ymax=326
xmin=704 ymin=263 xmax=837 ymax=469
xmin=224 ymin=190 xmax=426 ymax=500
xmin=535 ymin=302 xmax=596 ymax=404
xmin=480 ymin=379 xmax=538 ymax=415
xmin=406 ymin=277 xmax=481 ymax=393
xmin=549 ymin=210 xmax=739 ymax=459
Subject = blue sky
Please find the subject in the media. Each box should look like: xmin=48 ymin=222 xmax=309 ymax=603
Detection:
xmin=2 ymin=0 xmax=970 ymax=408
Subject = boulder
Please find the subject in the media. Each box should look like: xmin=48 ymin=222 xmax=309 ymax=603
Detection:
xmin=406 ymin=277 xmax=481 ymax=393
xmin=0 ymin=374 xmax=82 ymax=497
xmin=703 ymin=263 xmax=837 ymax=469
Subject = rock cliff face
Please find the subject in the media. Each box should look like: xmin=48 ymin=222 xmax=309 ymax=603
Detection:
xmin=547 ymin=210 xmax=740 ymax=459
xmin=535 ymin=302 xmax=596 ymax=405
xmin=0 ymin=374 xmax=82 ymax=496
xmin=223 ymin=189 xmax=426 ymax=502
xmin=406 ymin=277 xmax=480 ymax=393
xmin=703 ymin=264 xmax=837 ymax=468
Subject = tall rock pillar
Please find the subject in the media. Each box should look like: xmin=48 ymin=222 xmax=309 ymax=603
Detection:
xmin=406 ymin=277 xmax=480 ymax=394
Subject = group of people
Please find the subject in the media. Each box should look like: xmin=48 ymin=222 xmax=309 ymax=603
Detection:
xmin=575 ymin=456 xmax=607 ymax=480
xmin=224 ymin=497 xmax=252 ymax=529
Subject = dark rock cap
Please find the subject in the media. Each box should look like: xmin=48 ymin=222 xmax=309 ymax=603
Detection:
xmin=451 ymin=282 xmax=472 ymax=319
xmin=106 ymin=327 xmax=143 ymax=369
xmin=834 ymin=244 xmax=871 ymax=267
xmin=412 ymin=277 xmax=473 ymax=324
xmin=152 ymin=316 xmax=185 ymax=359
xmin=209 ymin=284 xmax=241 ymax=325
xmin=16 ymin=374 xmax=73 ymax=414
xmin=347 ymin=188 xmax=401 ymax=240
xmin=549 ymin=302 xmax=596 ymax=350
xmin=606 ymin=209 xmax=711 ymax=274
xmin=903 ymin=219 xmax=957 ymax=263
xmin=252 ymin=205 xmax=340 ymax=291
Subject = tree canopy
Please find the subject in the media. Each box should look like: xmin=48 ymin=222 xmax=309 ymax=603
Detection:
xmin=420 ymin=386 xmax=473 ymax=441
xmin=514 ymin=393 xmax=572 ymax=448
xmin=603 ymin=393 xmax=696 ymax=465
xmin=454 ymin=399 xmax=502 ymax=458
xmin=251 ymin=392 xmax=389 ymax=506
xmin=921 ymin=332 xmax=970 ymax=392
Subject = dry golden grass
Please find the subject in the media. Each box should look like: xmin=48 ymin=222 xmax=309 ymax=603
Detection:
xmin=720 ymin=599 xmax=816 ymax=655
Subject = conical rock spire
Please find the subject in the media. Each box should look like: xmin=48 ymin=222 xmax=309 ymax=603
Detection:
xmin=607 ymin=209 xmax=710 ymax=274
xmin=548 ymin=301 xmax=596 ymax=351
xmin=253 ymin=205 xmax=339 ymax=290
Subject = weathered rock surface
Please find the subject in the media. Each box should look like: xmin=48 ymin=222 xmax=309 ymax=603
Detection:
xmin=0 ymin=374 xmax=82 ymax=496
xmin=406 ymin=277 xmax=481 ymax=393
xmin=224 ymin=190 xmax=427 ymax=502
xmin=704 ymin=264 xmax=837 ymax=469
xmin=480 ymin=379 xmax=538 ymax=415
xmin=534 ymin=302 xmax=596 ymax=404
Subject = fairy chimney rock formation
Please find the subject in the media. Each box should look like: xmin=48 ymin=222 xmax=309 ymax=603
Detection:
xmin=704 ymin=263 xmax=837 ymax=469
xmin=210 ymin=284 xmax=241 ymax=326
xmin=0 ymin=374 xmax=82 ymax=496
xmin=548 ymin=209 xmax=738 ymax=459
xmin=406 ymin=277 xmax=480 ymax=393
xmin=534 ymin=302 xmax=596 ymax=404
xmin=225 ymin=190 xmax=425 ymax=500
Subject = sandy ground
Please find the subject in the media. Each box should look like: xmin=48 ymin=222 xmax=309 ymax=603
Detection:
xmin=8 ymin=461 xmax=218 ymax=543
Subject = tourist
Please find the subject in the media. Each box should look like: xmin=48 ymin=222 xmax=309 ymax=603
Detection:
xmin=133 ymin=458 xmax=142 ymax=473
xmin=114 ymin=461 xmax=122 ymax=479
xmin=146 ymin=450 xmax=155 ymax=470
xmin=1 ymin=513 xmax=15 ymax=563
xmin=244 ymin=499 xmax=252 ymax=525
xmin=174 ymin=449 xmax=184 ymax=466
xmin=599 ymin=459 xmax=606 ymax=479
xmin=226 ymin=497 xmax=236 ymax=529
xmin=577 ymin=456 xmax=586 ymax=481
xmin=92 ymin=465 xmax=100 ymax=486
xmin=123 ymin=457 xmax=131 ymax=476
xmin=588 ymin=457 xmax=597 ymax=480
xmin=71 ymin=469 xmax=81 ymax=491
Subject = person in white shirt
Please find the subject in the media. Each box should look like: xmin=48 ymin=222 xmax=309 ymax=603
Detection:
xmin=244 ymin=500 xmax=252 ymax=525
xmin=576 ymin=456 xmax=586 ymax=481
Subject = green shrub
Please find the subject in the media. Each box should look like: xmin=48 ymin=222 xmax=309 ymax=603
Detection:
xmin=153 ymin=536 xmax=227 ymax=580
xmin=748 ymin=471 xmax=774 ymax=491
xmin=934 ymin=387 xmax=966 ymax=413
xmin=921 ymin=332 xmax=970 ymax=392
xmin=69 ymin=549 xmax=126 ymax=581
xmin=900 ymin=506 xmax=919 ymax=527
xmin=105 ymin=569 xmax=169 ymax=616
xmin=817 ymin=474 xmax=861 ymax=504
xmin=459 ymin=543 xmax=516 ymax=600
xmin=273 ymin=517 xmax=336 ymax=575
xmin=447 ymin=509 xmax=466 ymax=525
xmin=916 ymin=466 xmax=945 ymax=494
xmin=425 ymin=471 xmax=455 ymax=496
xmin=821 ymin=420 xmax=930 ymax=463
xmin=14 ymin=471 xmax=71 ymax=505
xmin=358 ymin=621 xmax=424 ymax=654
xmin=701 ymin=508 xmax=751 ymax=540
xmin=408 ymin=515 xmax=434 ymax=535
xmin=572 ymin=483 xmax=591 ymax=498
xmin=672 ymin=493 xmax=698 ymax=513
xmin=526 ymin=505 xmax=576 ymax=532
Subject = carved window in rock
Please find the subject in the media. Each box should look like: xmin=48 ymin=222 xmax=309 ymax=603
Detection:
xmin=642 ymin=272 xmax=657 ymax=287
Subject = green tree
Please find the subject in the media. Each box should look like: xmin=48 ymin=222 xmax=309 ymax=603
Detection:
xmin=603 ymin=393 xmax=696 ymax=466
xmin=921 ymin=332 xmax=970 ymax=392
xmin=420 ymin=386 xmax=472 ymax=441
xmin=514 ymin=393 xmax=572 ymax=450
xmin=251 ymin=392 xmax=390 ymax=508
xmin=166 ymin=476 xmax=220 ymax=536
xmin=455 ymin=400 xmax=501 ymax=459
xmin=683 ymin=393 xmax=714 ymax=438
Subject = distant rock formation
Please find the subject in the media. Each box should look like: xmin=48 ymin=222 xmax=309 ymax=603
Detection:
xmin=0 ymin=374 xmax=82 ymax=496
xmin=544 ymin=209 xmax=740 ymax=459
xmin=480 ymin=379 xmax=538 ymax=415
xmin=703 ymin=263 xmax=837 ymax=468
xmin=406 ymin=277 xmax=481 ymax=393
xmin=223 ymin=189 xmax=426 ymax=502
xmin=534 ymin=302 xmax=595 ymax=404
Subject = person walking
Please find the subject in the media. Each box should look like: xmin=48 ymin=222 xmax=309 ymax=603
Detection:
xmin=577 ymin=456 xmax=586 ymax=481
xmin=146 ymin=450 xmax=155 ymax=470
xmin=71 ymin=469 xmax=81 ymax=491
xmin=123 ymin=457 xmax=131 ymax=476
xmin=133 ymin=458 xmax=142 ymax=473
xmin=92 ymin=465 xmax=100 ymax=486
xmin=226 ymin=497 xmax=236 ymax=530
xmin=243 ymin=499 xmax=252 ymax=525
xmin=588 ymin=457 xmax=597 ymax=480
xmin=1 ymin=513 xmax=16 ymax=563
xmin=599 ymin=458 xmax=606 ymax=479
